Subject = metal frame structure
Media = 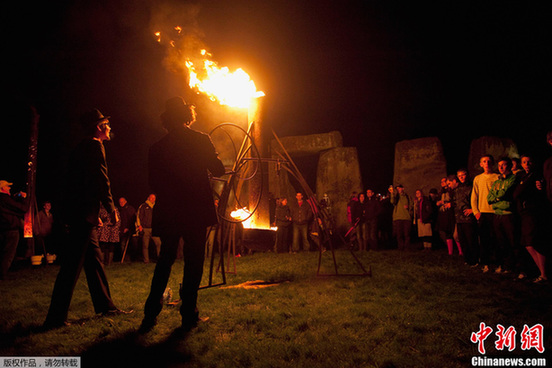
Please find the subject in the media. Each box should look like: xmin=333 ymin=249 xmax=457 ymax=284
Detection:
xmin=270 ymin=130 xmax=371 ymax=277
xmin=200 ymin=122 xmax=262 ymax=289
xmin=200 ymin=122 xmax=371 ymax=289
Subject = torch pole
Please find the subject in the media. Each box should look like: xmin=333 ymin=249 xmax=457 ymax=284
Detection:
xmin=248 ymin=96 xmax=270 ymax=228
xmin=23 ymin=106 xmax=40 ymax=256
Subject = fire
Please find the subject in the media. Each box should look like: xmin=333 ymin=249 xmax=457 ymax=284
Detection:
xmin=154 ymin=29 xmax=264 ymax=108
xmin=230 ymin=208 xmax=276 ymax=231
xmin=230 ymin=208 xmax=253 ymax=228
xmin=185 ymin=49 xmax=264 ymax=109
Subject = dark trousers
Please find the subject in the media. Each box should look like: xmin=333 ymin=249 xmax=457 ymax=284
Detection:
xmin=119 ymin=231 xmax=134 ymax=262
xmin=34 ymin=234 xmax=52 ymax=255
xmin=275 ymin=225 xmax=290 ymax=253
xmin=393 ymin=219 xmax=411 ymax=250
xmin=356 ymin=223 xmax=368 ymax=250
xmin=477 ymin=213 xmax=496 ymax=266
xmin=457 ymin=221 xmax=479 ymax=265
xmin=0 ymin=229 xmax=20 ymax=279
xmin=144 ymin=226 xmax=206 ymax=323
xmin=45 ymin=222 xmax=116 ymax=324
xmin=366 ymin=219 xmax=378 ymax=250
xmin=493 ymin=214 xmax=515 ymax=270
xmin=292 ymin=223 xmax=310 ymax=252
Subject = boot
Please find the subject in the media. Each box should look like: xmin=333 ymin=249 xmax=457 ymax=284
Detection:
xmin=446 ymin=239 xmax=454 ymax=255
xmin=456 ymin=242 xmax=463 ymax=256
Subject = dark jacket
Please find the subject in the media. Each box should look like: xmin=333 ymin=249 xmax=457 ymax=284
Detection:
xmin=119 ymin=203 xmax=136 ymax=234
xmin=137 ymin=201 xmax=154 ymax=229
xmin=453 ymin=182 xmax=475 ymax=224
xmin=0 ymin=193 xmax=29 ymax=231
xmin=364 ymin=197 xmax=381 ymax=221
xmin=347 ymin=198 xmax=358 ymax=224
xmin=513 ymin=171 xmax=545 ymax=215
xmin=275 ymin=204 xmax=291 ymax=227
xmin=65 ymin=138 xmax=116 ymax=225
xmin=352 ymin=200 xmax=369 ymax=224
xmin=149 ymin=126 xmax=225 ymax=235
xmin=414 ymin=196 xmax=433 ymax=224
xmin=290 ymin=200 xmax=313 ymax=226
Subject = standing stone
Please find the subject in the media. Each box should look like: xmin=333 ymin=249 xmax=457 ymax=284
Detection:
xmin=393 ymin=137 xmax=447 ymax=198
xmin=269 ymin=131 xmax=362 ymax=233
xmin=272 ymin=131 xmax=343 ymax=156
xmin=317 ymin=147 xmax=363 ymax=233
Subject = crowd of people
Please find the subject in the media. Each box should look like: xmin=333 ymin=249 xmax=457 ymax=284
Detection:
xmin=0 ymin=189 xmax=174 ymax=274
xmin=0 ymin=106 xmax=550 ymax=331
xmin=1 ymin=98 xmax=226 ymax=332
xmin=5 ymin=133 xmax=551 ymax=285
xmin=337 ymin=133 xmax=552 ymax=284
xmin=269 ymin=132 xmax=552 ymax=285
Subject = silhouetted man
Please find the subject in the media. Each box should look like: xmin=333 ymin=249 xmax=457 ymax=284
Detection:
xmin=44 ymin=109 xmax=131 ymax=329
xmin=140 ymin=97 xmax=225 ymax=332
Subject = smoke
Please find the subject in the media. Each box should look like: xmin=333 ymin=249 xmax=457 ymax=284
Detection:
xmin=149 ymin=2 xmax=207 ymax=75
xmin=147 ymin=2 xmax=252 ymax=133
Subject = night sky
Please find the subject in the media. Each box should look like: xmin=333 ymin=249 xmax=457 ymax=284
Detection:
xmin=3 ymin=0 xmax=550 ymax=209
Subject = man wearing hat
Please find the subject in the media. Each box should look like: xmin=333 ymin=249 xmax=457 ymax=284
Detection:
xmin=0 ymin=180 xmax=28 ymax=280
xmin=44 ymin=108 xmax=131 ymax=329
xmin=140 ymin=97 xmax=225 ymax=332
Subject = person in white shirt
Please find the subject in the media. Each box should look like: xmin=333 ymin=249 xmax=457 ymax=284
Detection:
xmin=470 ymin=155 xmax=499 ymax=273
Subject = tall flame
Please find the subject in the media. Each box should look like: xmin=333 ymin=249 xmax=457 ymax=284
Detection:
xmin=185 ymin=50 xmax=264 ymax=109
xmin=154 ymin=29 xmax=264 ymax=109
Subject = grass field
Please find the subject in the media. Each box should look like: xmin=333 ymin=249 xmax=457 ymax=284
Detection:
xmin=1 ymin=247 xmax=550 ymax=367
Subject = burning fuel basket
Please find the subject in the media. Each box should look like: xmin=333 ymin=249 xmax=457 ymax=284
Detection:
xmin=241 ymin=228 xmax=276 ymax=253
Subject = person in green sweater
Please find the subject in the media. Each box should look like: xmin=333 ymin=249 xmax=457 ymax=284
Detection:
xmin=389 ymin=184 xmax=412 ymax=251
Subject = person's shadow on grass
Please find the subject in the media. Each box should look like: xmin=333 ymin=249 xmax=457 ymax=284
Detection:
xmin=82 ymin=328 xmax=194 ymax=368
xmin=1 ymin=321 xmax=195 ymax=368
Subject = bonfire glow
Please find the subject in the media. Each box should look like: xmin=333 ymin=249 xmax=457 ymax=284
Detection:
xmin=185 ymin=50 xmax=264 ymax=109
xmin=231 ymin=208 xmax=253 ymax=228
xmin=230 ymin=208 xmax=276 ymax=231
xmin=154 ymin=29 xmax=264 ymax=108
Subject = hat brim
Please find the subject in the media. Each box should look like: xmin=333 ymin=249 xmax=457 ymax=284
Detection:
xmin=97 ymin=116 xmax=110 ymax=122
